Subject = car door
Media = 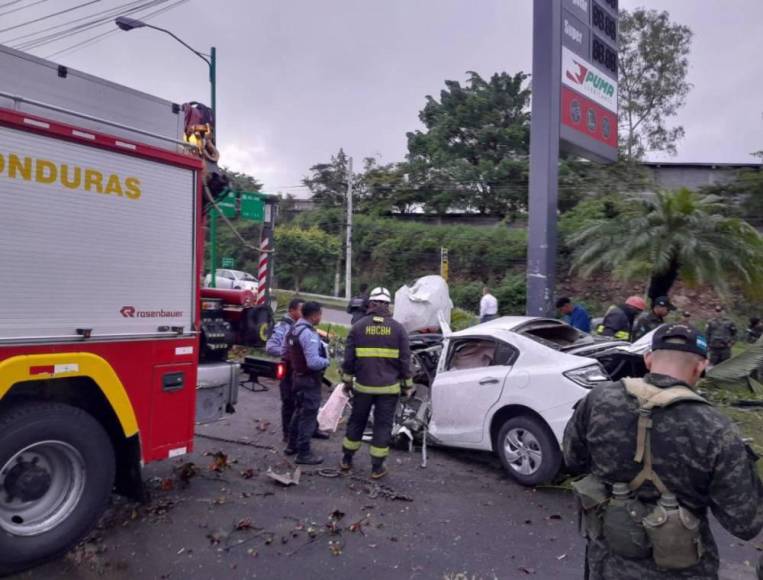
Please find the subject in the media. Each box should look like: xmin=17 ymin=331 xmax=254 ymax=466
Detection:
xmin=429 ymin=336 xmax=518 ymax=446
xmin=217 ymin=270 xmax=233 ymax=288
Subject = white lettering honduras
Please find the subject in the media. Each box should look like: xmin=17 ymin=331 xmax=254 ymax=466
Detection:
xmin=564 ymin=19 xmax=583 ymax=44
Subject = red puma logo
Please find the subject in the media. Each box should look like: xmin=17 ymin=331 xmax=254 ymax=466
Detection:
xmin=566 ymin=61 xmax=588 ymax=85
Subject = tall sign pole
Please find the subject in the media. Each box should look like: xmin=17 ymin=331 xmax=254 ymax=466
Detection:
xmin=526 ymin=0 xmax=563 ymax=317
xmin=526 ymin=0 xmax=618 ymax=316
xmin=344 ymin=157 xmax=354 ymax=301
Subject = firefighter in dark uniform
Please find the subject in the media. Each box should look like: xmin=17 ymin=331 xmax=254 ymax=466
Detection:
xmin=340 ymin=287 xmax=411 ymax=479
xmin=631 ymin=296 xmax=675 ymax=342
xmin=705 ymin=305 xmax=737 ymax=365
xmin=596 ymin=296 xmax=646 ymax=341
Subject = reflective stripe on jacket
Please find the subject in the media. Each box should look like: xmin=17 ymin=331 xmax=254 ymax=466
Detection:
xmin=342 ymin=311 xmax=411 ymax=394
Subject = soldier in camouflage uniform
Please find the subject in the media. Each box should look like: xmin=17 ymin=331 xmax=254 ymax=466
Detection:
xmin=705 ymin=305 xmax=737 ymax=365
xmin=631 ymin=296 xmax=675 ymax=342
xmin=564 ymin=323 xmax=763 ymax=579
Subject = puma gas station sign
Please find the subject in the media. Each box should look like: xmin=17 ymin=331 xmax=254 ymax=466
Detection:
xmin=526 ymin=0 xmax=619 ymax=316
xmin=559 ymin=0 xmax=618 ymax=162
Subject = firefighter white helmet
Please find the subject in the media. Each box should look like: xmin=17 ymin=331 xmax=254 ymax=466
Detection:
xmin=368 ymin=287 xmax=392 ymax=303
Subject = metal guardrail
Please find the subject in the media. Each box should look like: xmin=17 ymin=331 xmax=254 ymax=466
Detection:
xmin=273 ymin=288 xmax=349 ymax=307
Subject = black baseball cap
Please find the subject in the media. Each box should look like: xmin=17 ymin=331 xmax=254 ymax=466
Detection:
xmin=653 ymin=296 xmax=676 ymax=311
xmin=651 ymin=323 xmax=708 ymax=358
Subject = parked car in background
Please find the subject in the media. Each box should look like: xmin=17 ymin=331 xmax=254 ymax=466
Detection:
xmin=204 ymin=269 xmax=258 ymax=292
xmin=398 ymin=316 xmax=647 ymax=486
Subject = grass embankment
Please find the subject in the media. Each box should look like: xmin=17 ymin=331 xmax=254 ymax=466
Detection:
xmin=701 ymin=363 xmax=763 ymax=479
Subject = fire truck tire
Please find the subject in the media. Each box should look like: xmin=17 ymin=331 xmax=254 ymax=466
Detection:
xmin=254 ymin=306 xmax=272 ymax=345
xmin=0 ymin=401 xmax=115 ymax=576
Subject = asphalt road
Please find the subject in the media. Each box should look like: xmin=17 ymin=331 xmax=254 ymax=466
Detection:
xmin=321 ymin=307 xmax=352 ymax=327
xmin=13 ymin=382 xmax=761 ymax=580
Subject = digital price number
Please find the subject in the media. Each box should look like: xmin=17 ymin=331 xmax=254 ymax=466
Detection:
xmin=592 ymin=2 xmax=617 ymax=43
xmin=592 ymin=36 xmax=617 ymax=76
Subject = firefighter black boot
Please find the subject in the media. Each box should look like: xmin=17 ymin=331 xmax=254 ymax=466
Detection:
xmin=371 ymin=457 xmax=388 ymax=480
xmin=340 ymin=452 xmax=354 ymax=472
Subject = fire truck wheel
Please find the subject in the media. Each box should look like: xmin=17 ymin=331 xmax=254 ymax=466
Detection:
xmin=254 ymin=307 xmax=272 ymax=344
xmin=0 ymin=401 xmax=115 ymax=575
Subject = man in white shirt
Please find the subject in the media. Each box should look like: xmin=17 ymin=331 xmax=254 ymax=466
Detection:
xmin=479 ymin=287 xmax=498 ymax=323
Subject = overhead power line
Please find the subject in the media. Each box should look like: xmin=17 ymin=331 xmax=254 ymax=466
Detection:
xmin=0 ymin=0 xmax=101 ymax=35
xmin=12 ymin=0 xmax=168 ymax=50
xmin=0 ymin=0 xmax=53 ymax=18
xmin=0 ymin=0 xmax=25 ymax=10
xmin=6 ymin=0 xmax=164 ymax=47
xmin=44 ymin=0 xmax=189 ymax=59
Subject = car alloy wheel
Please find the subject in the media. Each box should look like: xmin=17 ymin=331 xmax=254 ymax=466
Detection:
xmin=503 ymin=428 xmax=542 ymax=476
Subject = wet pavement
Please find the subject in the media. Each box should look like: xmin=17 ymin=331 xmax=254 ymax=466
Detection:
xmin=13 ymin=381 xmax=762 ymax=580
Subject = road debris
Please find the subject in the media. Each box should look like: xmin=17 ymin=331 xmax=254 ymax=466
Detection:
xmin=206 ymin=450 xmax=233 ymax=472
xmin=266 ymin=465 xmax=302 ymax=486
xmin=240 ymin=467 xmax=257 ymax=479
xmin=174 ymin=461 xmax=199 ymax=486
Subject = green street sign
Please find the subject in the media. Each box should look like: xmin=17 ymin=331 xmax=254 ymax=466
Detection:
xmin=217 ymin=192 xmax=237 ymax=219
xmin=240 ymin=192 xmax=264 ymax=222
xmin=221 ymin=257 xmax=235 ymax=268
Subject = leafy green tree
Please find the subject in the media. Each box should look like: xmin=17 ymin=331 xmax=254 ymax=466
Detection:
xmin=360 ymin=158 xmax=421 ymax=214
xmin=701 ymin=152 xmax=763 ymax=222
xmin=303 ymin=148 xmax=361 ymax=208
xmin=570 ymin=188 xmax=763 ymax=300
xmin=405 ymin=71 xmax=531 ymax=216
xmin=618 ymin=9 xmax=693 ymax=160
xmin=273 ymin=227 xmax=340 ymax=292
xmin=221 ymin=167 xmax=263 ymax=192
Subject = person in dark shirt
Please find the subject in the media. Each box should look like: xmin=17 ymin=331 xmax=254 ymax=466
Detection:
xmin=346 ymin=283 xmax=370 ymax=324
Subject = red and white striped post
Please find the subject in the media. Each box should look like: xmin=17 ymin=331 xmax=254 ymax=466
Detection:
xmin=256 ymin=236 xmax=269 ymax=306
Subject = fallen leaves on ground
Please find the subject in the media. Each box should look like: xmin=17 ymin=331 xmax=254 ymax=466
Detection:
xmin=206 ymin=451 xmax=231 ymax=472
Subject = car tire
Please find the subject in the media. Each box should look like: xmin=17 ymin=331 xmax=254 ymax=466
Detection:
xmin=496 ymin=415 xmax=561 ymax=486
xmin=0 ymin=402 xmax=115 ymax=575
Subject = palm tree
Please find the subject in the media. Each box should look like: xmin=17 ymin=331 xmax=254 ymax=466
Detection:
xmin=570 ymin=188 xmax=763 ymax=300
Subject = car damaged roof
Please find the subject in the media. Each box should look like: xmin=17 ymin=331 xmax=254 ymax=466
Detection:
xmin=451 ymin=316 xmax=560 ymax=337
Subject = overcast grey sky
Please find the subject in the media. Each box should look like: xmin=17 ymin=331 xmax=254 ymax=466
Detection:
xmin=3 ymin=0 xmax=762 ymax=195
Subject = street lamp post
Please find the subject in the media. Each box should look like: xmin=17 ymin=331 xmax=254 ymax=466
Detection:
xmin=116 ymin=16 xmax=219 ymax=286
xmin=115 ymin=16 xmax=215 ymax=129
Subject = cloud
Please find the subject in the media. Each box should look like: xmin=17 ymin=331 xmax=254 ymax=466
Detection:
xmin=218 ymin=140 xmax=281 ymax=180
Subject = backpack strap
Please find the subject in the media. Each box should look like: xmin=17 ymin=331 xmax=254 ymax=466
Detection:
xmin=622 ymin=378 xmax=708 ymax=495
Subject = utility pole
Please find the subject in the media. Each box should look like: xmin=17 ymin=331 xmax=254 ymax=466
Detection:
xmin=344 ymin=157 xmax=354 ymax=300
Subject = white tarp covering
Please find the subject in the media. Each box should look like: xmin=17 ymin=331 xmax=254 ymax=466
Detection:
xmin=393 ymin=275 xmax=453 ymax=333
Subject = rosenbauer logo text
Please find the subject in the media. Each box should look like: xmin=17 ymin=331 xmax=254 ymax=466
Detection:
xmin=120 ymin=306 xmax=183 ymax=318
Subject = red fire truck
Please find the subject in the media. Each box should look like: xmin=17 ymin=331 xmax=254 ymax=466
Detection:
xmin=0 ymin=45 xmax=275 ymax=573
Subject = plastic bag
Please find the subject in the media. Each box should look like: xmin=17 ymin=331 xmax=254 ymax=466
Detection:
xmin=393 ymin=275 xmax=453 ymax=333
xmin=317 ymin=385 xmax=350 ymax=432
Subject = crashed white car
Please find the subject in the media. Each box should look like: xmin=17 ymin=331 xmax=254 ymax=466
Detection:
xmin=401 ymin=316 xmax=646 ymax=486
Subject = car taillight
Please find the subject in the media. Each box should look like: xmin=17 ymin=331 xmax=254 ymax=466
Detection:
xmin=564 ymin=364 xmax=610 ymax=388
xmin=275 ymin=362 xmax=286 ymax=380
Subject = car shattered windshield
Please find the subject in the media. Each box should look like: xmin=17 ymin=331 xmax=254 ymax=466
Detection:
xmin=514 ymin=320 xmax=597 ymax=351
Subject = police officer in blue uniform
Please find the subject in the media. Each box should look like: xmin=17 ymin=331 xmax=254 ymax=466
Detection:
xmin=284 ymin=301 xmax=329 ymax=465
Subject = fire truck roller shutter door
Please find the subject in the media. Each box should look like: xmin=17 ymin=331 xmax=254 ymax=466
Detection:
xmin=0 ymin=353 xmax=139 ymax=437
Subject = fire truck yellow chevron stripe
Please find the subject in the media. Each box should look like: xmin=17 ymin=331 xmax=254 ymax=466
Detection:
xmin=356 ymin=347 xmax=399 ymax=358
xmin=0 ymin=353 xmax=139 ymax=437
